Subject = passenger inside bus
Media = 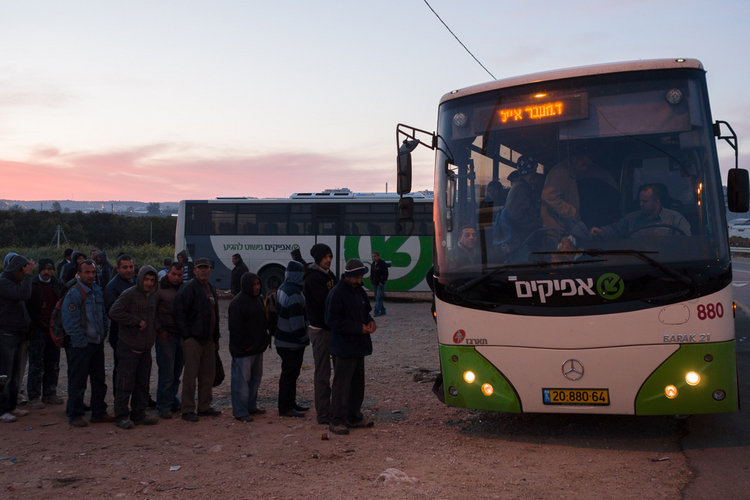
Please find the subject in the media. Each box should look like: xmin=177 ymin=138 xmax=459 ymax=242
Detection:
xmin=492 ymin=155 xmax=544 ymax=260
xmin=540 ymin=144 xmax=616 ymax=244
xmin=451 ymin=225 xmax=480 ymax=267
xmin=590 ymin=183 xmax=691 ymax=239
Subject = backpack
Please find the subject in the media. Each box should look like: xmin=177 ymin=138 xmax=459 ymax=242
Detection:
xmin=263 ymin=289 xmax=278 ymax=336
xmin=49 ymin=283 xmax=88 ymax=348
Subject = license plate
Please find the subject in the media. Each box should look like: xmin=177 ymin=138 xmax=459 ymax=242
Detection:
xmin=542 ymin=388 xmax=610 ymax=405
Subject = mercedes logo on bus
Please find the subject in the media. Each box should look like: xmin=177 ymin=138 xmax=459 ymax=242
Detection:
xmin=562 ymin=359 xmax=584 ymax=381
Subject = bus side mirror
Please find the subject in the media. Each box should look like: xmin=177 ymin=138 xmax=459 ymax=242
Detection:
xmin=728 ymin=168 xmax=750 ymax=213
xmin=397 ymin=140 xmax=419 ymax=195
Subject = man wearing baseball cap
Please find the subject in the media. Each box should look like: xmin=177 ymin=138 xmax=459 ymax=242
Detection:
xmin=174 ymin=258 xmax=221 ymax=422
xmin=325 ymin=258 xmax=376 ymax=435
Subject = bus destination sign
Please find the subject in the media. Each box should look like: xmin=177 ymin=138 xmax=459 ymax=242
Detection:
xmin=495 ymin=93 xmax=588 ymax=128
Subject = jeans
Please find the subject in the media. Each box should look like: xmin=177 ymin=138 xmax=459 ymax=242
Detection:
xmin=27 ymin=325 xmax=61 ymax=401
xmin=231 ymin=354 xmax=263 ymax=417
xmin=308 ymin=326 xmax=332 ymax=422
xmin=276 ymin=346 xmax=304 ymax=413
xmin=373 ymin=284 xmax=386 ymax=315
xmin=155 ymin=333 xmax=184 ymax=412
xmin=0 ymin=332 xmax=25 ymax=414
xmin=114 ymin=344 xmax=152 ymax=421
xmin=330 ymin=355 xmax=365 ymax=425
xmin=66 ymin=342 xmax=108 ymax=420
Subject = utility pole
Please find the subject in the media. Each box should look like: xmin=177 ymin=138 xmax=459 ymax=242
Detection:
xmin=49 ymin=225 xmax=69 ymax=248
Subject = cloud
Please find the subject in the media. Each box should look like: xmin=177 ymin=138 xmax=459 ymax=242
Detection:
xmin=2 ymin=143 xmax=405 ymax=201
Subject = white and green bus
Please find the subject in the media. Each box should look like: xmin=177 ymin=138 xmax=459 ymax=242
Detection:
xmin=397 ymin=58 xmax=748 ymax=414
xmin=175 ymin=189 xmax=433 ymax=292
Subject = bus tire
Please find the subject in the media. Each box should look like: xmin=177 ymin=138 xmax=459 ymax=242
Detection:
xmin=259 ymin=265 xmax=285 ymax=294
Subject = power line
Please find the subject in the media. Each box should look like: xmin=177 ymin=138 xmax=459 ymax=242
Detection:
xmin=422 ymin=0 xmax=496 ymax=80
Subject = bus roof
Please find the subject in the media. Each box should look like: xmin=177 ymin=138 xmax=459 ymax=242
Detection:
xmin=440 ymin=58 xmax=704 ymax=104
xmin=181 ymin=191 xmax=433 ymax=204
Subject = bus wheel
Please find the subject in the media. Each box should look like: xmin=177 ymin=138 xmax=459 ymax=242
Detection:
xmin=259 ymin=266 xmax=285 ymax=294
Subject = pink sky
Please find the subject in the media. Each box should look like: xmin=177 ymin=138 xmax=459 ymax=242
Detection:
xmin=2 ymin=144 xmax=413 ymax=201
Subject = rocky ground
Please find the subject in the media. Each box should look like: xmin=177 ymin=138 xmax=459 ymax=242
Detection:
xmin=0 ymin=298 xmax=690 ymax=499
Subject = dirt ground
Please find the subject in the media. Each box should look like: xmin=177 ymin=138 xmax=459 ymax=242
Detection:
xmin=0 ymin=298 xmax=691 ymax=499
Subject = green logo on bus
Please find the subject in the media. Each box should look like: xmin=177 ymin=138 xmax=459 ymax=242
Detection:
xmin=596 ymin=273 xmax=624 ymax=300
xmin=343 ymin=236 xmax=432 ymax=292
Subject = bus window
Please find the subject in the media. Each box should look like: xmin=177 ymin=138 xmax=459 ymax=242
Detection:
xmin=211 ymin=207 xmax=236 ymax=235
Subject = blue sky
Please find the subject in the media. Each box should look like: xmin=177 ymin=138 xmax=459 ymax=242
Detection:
xmin=1 ymin=1 xmax=748 ymax=201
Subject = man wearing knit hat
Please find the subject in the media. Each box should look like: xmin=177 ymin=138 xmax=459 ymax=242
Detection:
xmin=303 ymin=243 xmax=337 ymax=424
xmin=26 ymin=258 xmax=64 ymax=409
xmin=325 ymin=258 xmax=376 ymax=435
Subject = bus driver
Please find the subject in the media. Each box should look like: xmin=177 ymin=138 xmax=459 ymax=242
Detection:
xmin=590 ymin=184 xmax=691 ymax=239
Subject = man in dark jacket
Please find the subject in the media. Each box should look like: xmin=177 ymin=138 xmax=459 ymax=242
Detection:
xmin=325 ymin=258 xmax=376 ymax=435
xmin=94 ymin=252 xmax=114 ymax=289
xmin=275 ymin=260 xmax=309 ymax=418
xmin=230 ymin=254 xmax=249 ymax=296
xmin=61 ymin=251 xmax=86 ymax=286
xmin=155 ymin=262 xmax=184 ymax=418
xmin=105 ymin=254 xmax=136 ymax=399
xmin=56 ymin=248 xmax=73 ymax=279
xmin=228 ymin=272 xmax=269 ymax=422
xmin=108 ymin=266 xmax=160 ymax=429
xmin=370 ymin=251 xmax=389 ymax=317
xmin=303 ymin=243 xmax=337 ymax=424
xmin=174 ymin=258 xmax=220 ymax=422
xmin=0 ymin=254 xmax=34 ymax=423
xmin=26 ymin=258 xmax=63 ymax=409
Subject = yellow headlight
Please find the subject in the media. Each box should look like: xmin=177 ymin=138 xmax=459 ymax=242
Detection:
xmin=463 ymin=371 xmax=476 ymax=383
xmin=685 ymin=371 xmax=701 ymax=386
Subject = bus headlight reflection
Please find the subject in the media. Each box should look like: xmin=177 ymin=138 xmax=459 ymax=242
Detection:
xmin=481 ymin=383 xmax=493 ymax=396
xmin=665 ymin=385 xmax=678 ymax=399
xmin=463 ymin=371 xmax=476 ymax=384
xmin=685 ymin=371 xmax=701 ymax=386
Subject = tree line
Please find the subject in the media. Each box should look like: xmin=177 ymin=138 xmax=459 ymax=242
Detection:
xmin=0 ymin=210 xmax=176 ymax=247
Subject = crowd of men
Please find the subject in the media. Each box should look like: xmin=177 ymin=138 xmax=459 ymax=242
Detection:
xmin=0 ymin=245 xmax=386 ymax=436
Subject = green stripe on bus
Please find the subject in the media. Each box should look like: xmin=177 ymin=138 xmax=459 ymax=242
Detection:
xmin=438 ymin=344 xmax=522 ymax=412
xmin=343 ymin=235 xmax=433 ymax=292
xmin=635 ymin=341 xmax=738 ymax=415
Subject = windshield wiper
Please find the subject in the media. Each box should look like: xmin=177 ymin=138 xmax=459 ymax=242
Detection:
xmin=534 ymin=248 xmax=695 ymax=289
xmin=453 ymin=258 xmax=607 ymax=294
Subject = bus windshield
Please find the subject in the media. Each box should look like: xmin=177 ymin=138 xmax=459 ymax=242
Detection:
xmin=434 ymin=68 xmax=730 ymax=310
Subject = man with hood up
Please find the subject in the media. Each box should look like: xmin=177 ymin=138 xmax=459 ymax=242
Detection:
xmin=230 ymin=254 xmax=249 ymax=296
xmin=228 ymin=272 xmax=269 ymax=422
xmin=0 ymin=254 xmax=34 ymax=423
xmin=275 ymin=260 xmax=309 ymax=418
xmin=61 ymin=251 xmax=86 ymax=286
xmin=303 ymin=243 xmax=337 ymax=424
xmin=108 ymin=265 xmax=160 ymax=429
xmin=105 ymin=254 xmax=136 ymax=400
